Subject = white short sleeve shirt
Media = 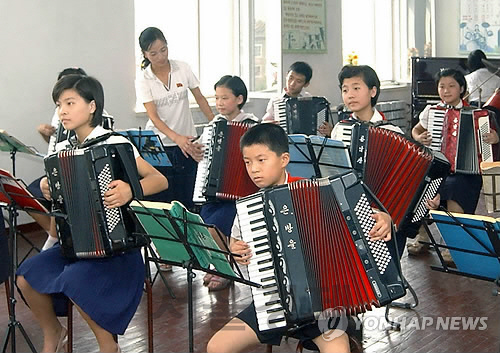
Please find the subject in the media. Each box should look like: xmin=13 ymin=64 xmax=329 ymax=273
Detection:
xmin=136 ymin=60 xmax=199 ymax=146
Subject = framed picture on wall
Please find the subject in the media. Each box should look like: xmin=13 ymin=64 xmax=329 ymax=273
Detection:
xmin=459 ymin=0 xmax=500 ymax=55
xmin=282 ymin=0 xmax=327 ymax=53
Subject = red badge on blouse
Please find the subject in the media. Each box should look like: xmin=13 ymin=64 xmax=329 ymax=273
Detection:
xmin=176 ymin=83 xmax=183 ymax=87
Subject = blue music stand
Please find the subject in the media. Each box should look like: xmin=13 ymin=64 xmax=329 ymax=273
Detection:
xmin=287 ymin=134 xmax=352 ymax=179
xmin=118 ymin=129 xmax=172 ymax=167
xmin=424 ymin=210 xmax=500 ymax=282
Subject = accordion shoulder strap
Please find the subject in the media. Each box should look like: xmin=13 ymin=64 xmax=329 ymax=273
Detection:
xmin=78 ymin=132 xmax=121 ymax=148
xmin=112 ymin=143 xmax=144 ymax=200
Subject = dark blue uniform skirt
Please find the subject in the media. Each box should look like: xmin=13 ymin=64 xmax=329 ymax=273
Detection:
xmin=440 ymin=173 xmax=483 ymax=214
xmin=200 ymin=201 xmax=237 ymax=237
xmin=16 ymin=245 xmax=144 ymax=335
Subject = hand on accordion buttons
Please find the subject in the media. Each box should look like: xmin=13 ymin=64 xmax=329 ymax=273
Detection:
xmin=482 ymin=129 xmax=500 ymax=145
xmin=369 ymin=212 xmax=392 ymax=242
xmin=103 ymin=180 xmax=133 ymax=208
xmin=425 ymin=193 xmax=440 ymax=210
xmin=230 ymin=239 xmax=252 ymax=265
xmin=40 ymin=177 xmax=52 ymax=201
xmin=318 ymin=121 xmax=333 ymax=137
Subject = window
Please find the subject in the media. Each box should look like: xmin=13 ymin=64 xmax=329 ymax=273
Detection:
xmin=341 ymin=0 xmax=411 ymax=83
xmin=239 ymin=0 xmax=281 ymax=92
xmin=134 ymin=0 xmax=280 ymax=101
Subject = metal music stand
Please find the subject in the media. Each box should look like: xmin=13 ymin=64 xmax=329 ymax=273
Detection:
xmin=421 ymin=208 xmax=500 ymax=351
xmin=118 ymin=128 xmax=172 ymax=167
xmin=0 ymin=170 xmax=50 ymax=353
xmin=0 ymin=129 xmax=45 ymax=258
xmin=0 ymin=129 xmax=44 ymax=176
xmin=129 ymin=199 xmax=258 ymax=353
xmin=287 ymin=134 xmax=352 ymax=179
xmin=421 ymin=208 xmax=500 ymax=282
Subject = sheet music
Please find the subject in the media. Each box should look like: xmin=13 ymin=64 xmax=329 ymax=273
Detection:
xmin=0 ymin=168 xmax=48 ymax=212
xmin=0 ymin=129 xmax=43 ymax=157
xmin=117 ymin=129 xmax=172 ymax=167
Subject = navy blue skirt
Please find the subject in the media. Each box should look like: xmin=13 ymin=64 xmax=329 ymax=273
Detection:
xmin=236 ymin=302 xmax=360 ymax=350
xmin=439 ymin=173 xmax=482 ymax=214
xmin=16 ymin=245 xmax=144 ymax=335
xmin=200 ymin=201 xmax=237 ymax=237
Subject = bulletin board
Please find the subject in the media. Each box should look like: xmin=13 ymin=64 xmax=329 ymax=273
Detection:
xmin=459 ymin=0 xmax=500 ymax=54
xmin=282 ymin=0 xmax=327 ymax=53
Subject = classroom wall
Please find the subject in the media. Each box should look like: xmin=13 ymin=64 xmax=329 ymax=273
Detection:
xmin=0 ymin=1 xmax=137 ymax=224
xmin=282 ymin=1 xmax=344 ymax=107
xmin=1 ymin=0 xmax=455 ymax=224
xmin=282 ymin=1 xmax=411 ymax=110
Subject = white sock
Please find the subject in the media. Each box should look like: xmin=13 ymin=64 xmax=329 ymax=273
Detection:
xmin=42 ymin=235 xmax=58 ymax=251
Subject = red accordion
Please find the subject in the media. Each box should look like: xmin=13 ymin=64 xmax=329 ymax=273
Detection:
xmin=349 ymin=122 xmax=450 ymax=229
xmin=427 ymin=106 xmax=495 ymax=174
xmin=193 ymin=119 xmax=259 ymax=203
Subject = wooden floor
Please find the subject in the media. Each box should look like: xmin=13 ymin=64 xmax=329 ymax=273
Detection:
xmin=2 ymin=197 xmax=500 ymax=353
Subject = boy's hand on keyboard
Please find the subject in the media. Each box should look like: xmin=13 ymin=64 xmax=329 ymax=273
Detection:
xmin=230 ymin=239 xmax=252 ymax=265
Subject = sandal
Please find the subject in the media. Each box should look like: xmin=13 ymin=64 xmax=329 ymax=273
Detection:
xmin=55 ymin=326 xmax=68 ymax=353
xmin=203 ymin=273 xmax=214 ymax=286
xmin=159 ymin=263 xmax=173 ymax=272
xmin=207 ymin=275 xmax=232 ymax=292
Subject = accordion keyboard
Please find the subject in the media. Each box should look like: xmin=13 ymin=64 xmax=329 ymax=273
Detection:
xmin=236 ymin=193 xmax=287 ymax=331
xmin=428 ymin=108 xmax=446 ymax=151
xmin=332 ymin=123 xmax=354 ymax=147
xmin=193 ymin=126 xmax=214 ymax=203
xmin=274 ymin=99 xmax=288 ymax=133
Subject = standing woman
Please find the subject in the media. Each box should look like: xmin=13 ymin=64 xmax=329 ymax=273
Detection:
xmin=136 ymin=27 xmax=214 ymax=210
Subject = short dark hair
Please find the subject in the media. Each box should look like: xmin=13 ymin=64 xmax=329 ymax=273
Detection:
xmin=52 ymin=75 xmax=104 ymax=128
xmin=338 ymin=65 xmax=381 ymax=107
xmin=214 ymin=75 xmax=248 ymax=109
xmin=434 ymin=68 xmax=467 ymax=98
xmin=467 ymin=49 xmax=487 ymax=72
xmin=139 ymin=27 xmax=168 ymax=70
xmin=288 ymin=61 xmax=313 ymax=84
xmin=240 ymin=123 xmax=289 ymax=155
xmin=57 ymin=67 xmax=87 ymax=80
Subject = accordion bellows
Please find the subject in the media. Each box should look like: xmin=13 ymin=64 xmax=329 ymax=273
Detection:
xmin=348 ymin=122 xmax=450 ymax=229
xmin=193 ymin=120 xmax=259 ymax=203
xmin=236 ymin=172 xmax=406 ymax=332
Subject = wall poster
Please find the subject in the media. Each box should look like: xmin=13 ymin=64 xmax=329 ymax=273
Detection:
xmin=460 ymin=0 xmax=500 ymax=54
xmin=282 ymin=0 xmax=327 ymax=53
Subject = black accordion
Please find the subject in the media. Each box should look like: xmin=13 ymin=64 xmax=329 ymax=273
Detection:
xmin=44 ymin=143 xmax=144 ymax=259
xmin=274 ymin=96 xmax=330 ymax=135
xmin=345 ymin=121 xmax=450 ymax=229
xmin=193 ymin=120 xmax=259 ymax=203
xmin=236 ymin=172 xmax=406 ymax=332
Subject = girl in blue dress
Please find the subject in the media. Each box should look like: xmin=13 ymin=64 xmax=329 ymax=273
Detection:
xmin=17 ymin=74 xmax=168 ymax=353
